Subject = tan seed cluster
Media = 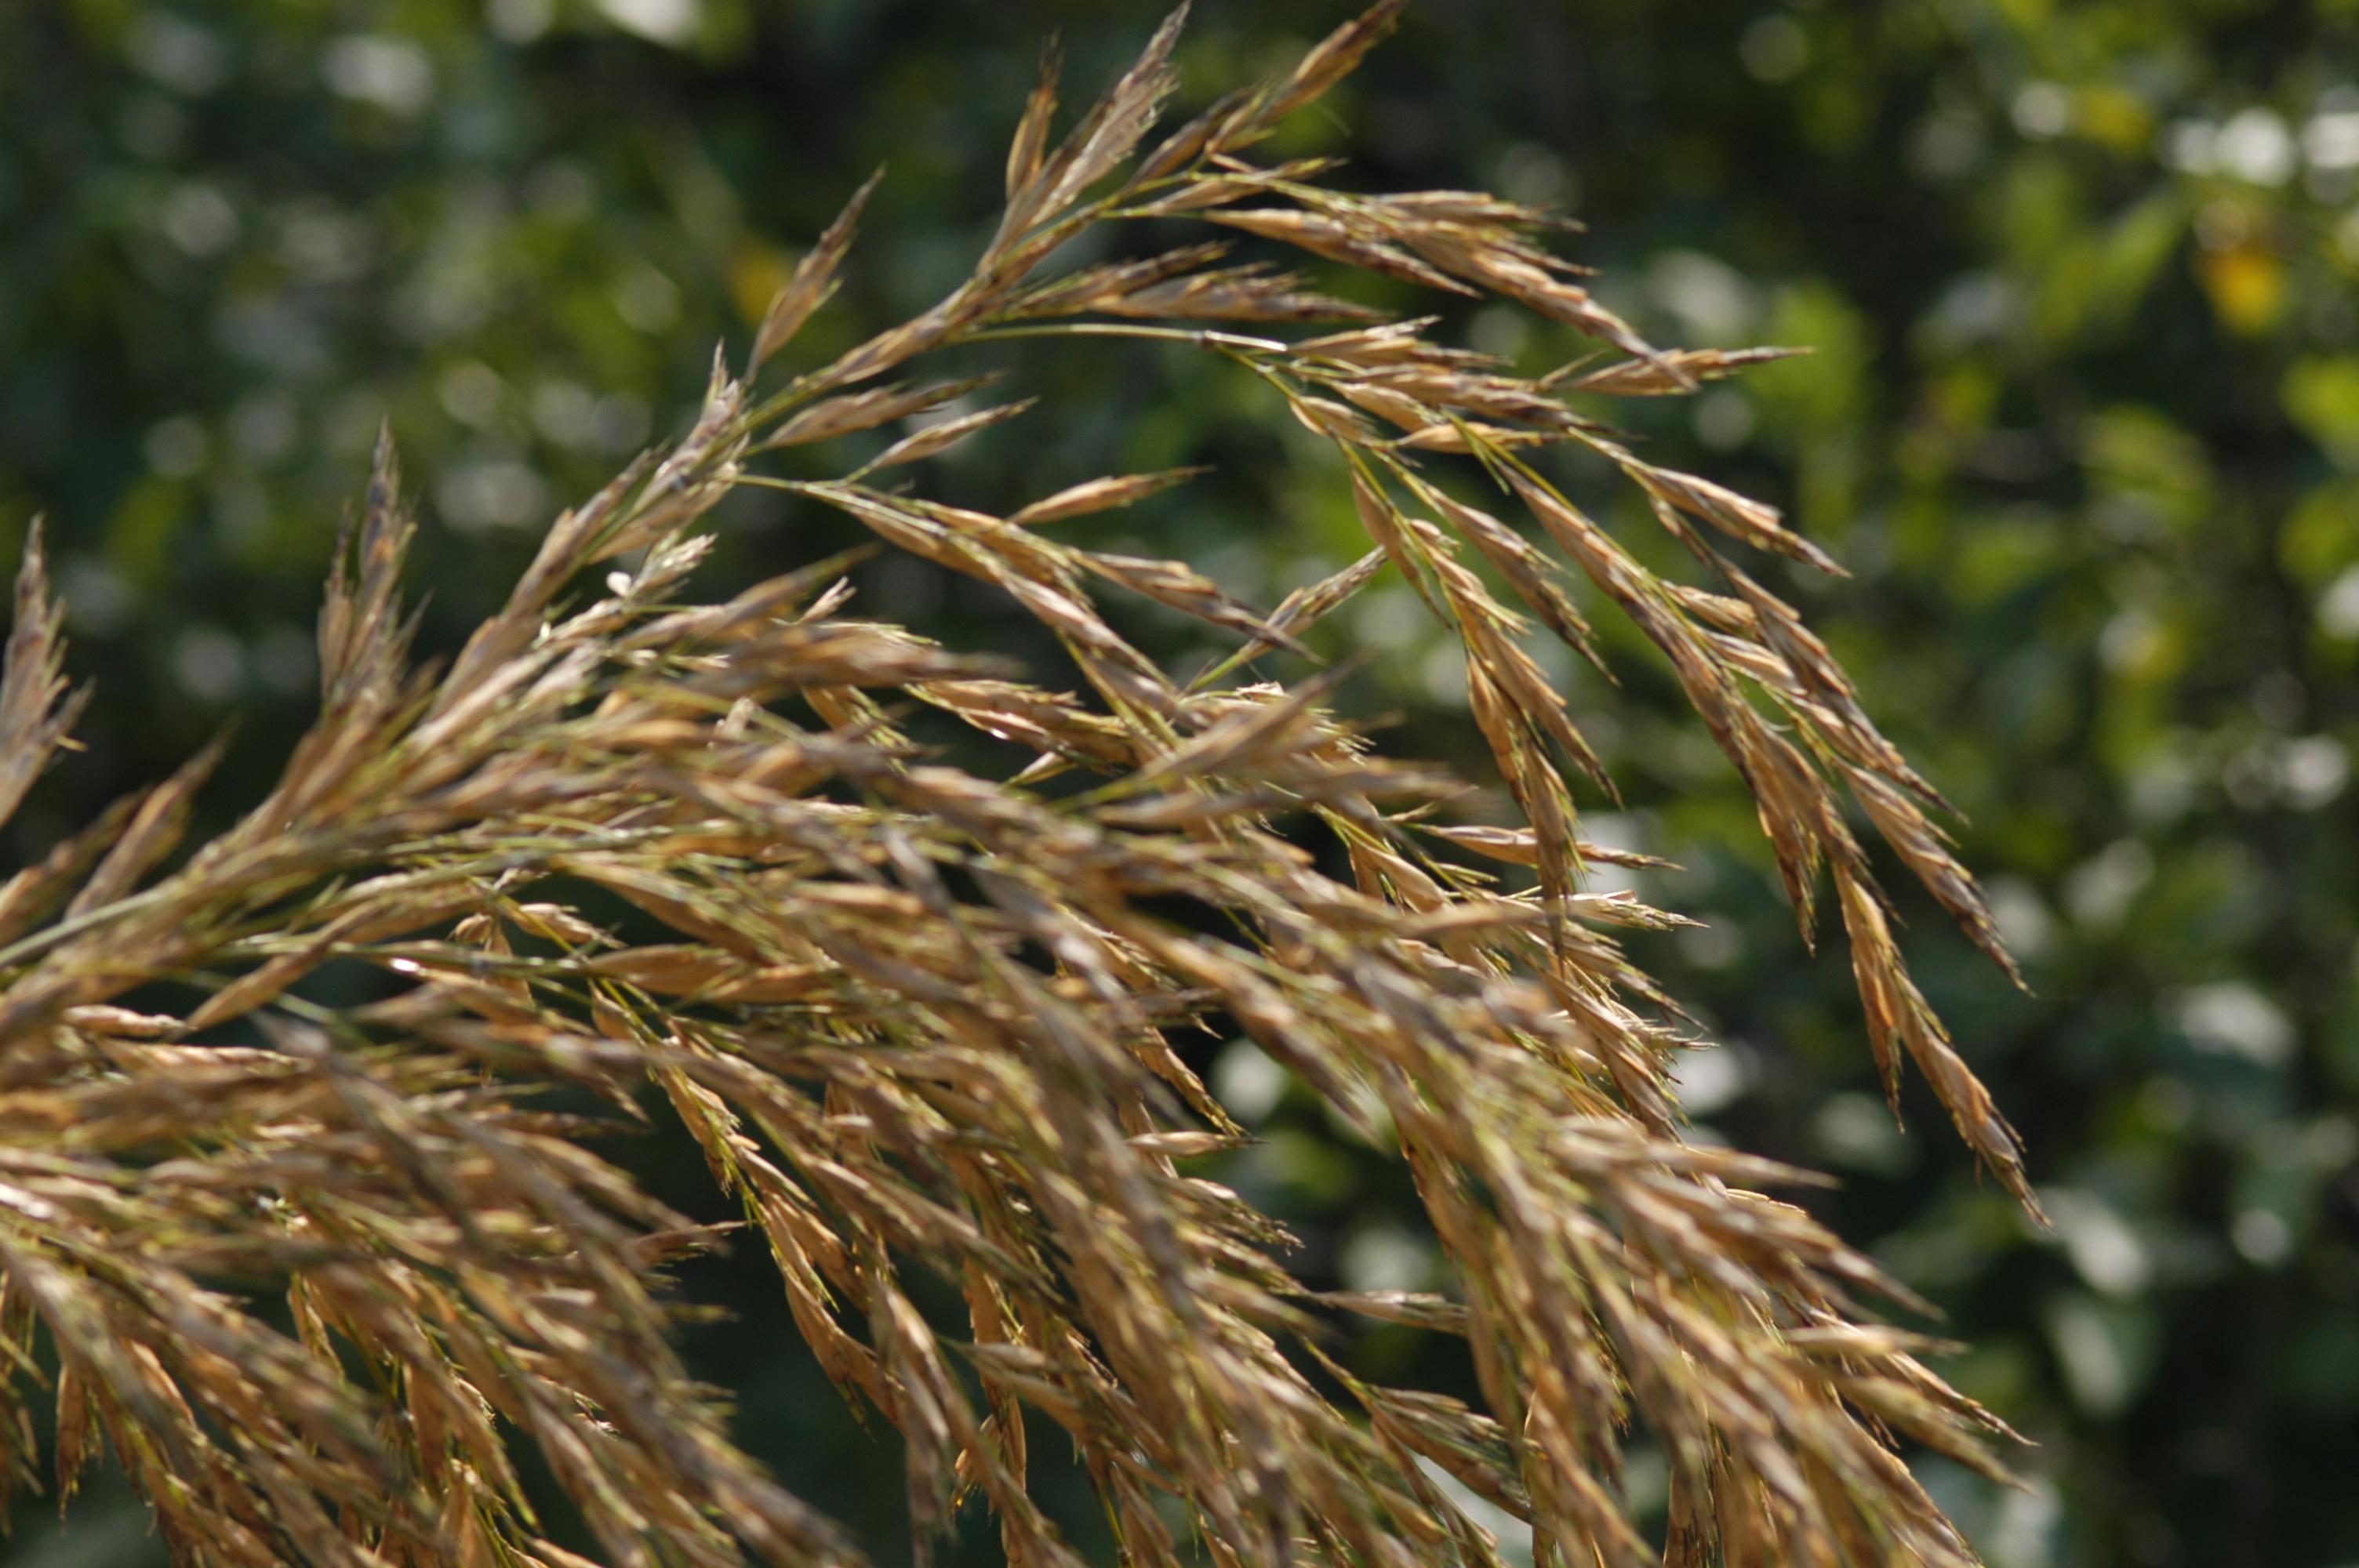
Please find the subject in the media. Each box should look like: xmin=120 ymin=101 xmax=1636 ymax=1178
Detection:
xmin=0 ymin=6 xmax=2031 ymax=1566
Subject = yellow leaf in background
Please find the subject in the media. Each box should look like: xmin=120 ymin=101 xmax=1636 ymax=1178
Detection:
xmin=2195 ymin=241 xmax=2284 ymax=335
xmin=728 ymin=240 xmax=794 ymax=328
xmin=2076 ymin=85 xmax=2154 ymax=153
xmin=2283 ymin=356 xmax=2359 ymax=466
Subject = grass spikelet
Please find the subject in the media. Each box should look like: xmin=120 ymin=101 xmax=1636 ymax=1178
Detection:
xmin=0 ymin=521 xmax=87 ymax=835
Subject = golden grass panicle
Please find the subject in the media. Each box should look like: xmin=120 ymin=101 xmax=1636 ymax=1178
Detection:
xmin=0 ymin=7 xmax=2034 ymax=1564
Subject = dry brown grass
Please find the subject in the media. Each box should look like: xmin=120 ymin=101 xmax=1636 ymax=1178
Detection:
xmin=0 ymin=6 xmax=2034 ymax=1564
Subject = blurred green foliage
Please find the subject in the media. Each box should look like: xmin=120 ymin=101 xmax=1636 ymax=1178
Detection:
xmin=3 ymin=1 xmax=2357 ymax=1564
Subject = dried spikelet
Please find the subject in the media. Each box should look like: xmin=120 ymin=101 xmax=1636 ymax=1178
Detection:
xmin=1201 ymin=546 xmax=1387 ymax=683
xmin=765 ymin=374 xmax=1000 ymax=448
xmin=0 ymin=521 xmax=88 ymax=833
xmin=1254 ymin=0 xmax=1409 ymax=129
xmin=1101 ymin=264 xmax=1379 ymax=324
xmin=1210 ymin=208 xmax=1480 ymax=296
xmin=1845 ymin=764 xmax=2023 ymax=986
xmin=859 ymin=398 xmax=1037 ymax=474
xmin=1558 ymin=343 xmax=1806 ymax=396
xmin=1005 ymin=38 xmax=1062 ymax=202
xmin=1009 ymin=466 xmax=1209 ymax=527
xmin=752 ymin=168 xmax=883 ymax=369
xmin=62 ymin=736 xmax=223 ymax=920
xmin=1078 ymin=550 xmax=1306 ymax=652
xmin=1041 ymin=5 xmax=1189 ymax=215
xmin=0 ymin=9 xmax=2035 ymax=1567
xmin=1631 ymin=458 xmax=1848 ymax=576
xmin=1002 ymin=240 xmax=1235 ymax=318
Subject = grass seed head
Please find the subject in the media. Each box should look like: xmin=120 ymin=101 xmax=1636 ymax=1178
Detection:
xmin=0 ymin=7 xmax=2031 ymax=1565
